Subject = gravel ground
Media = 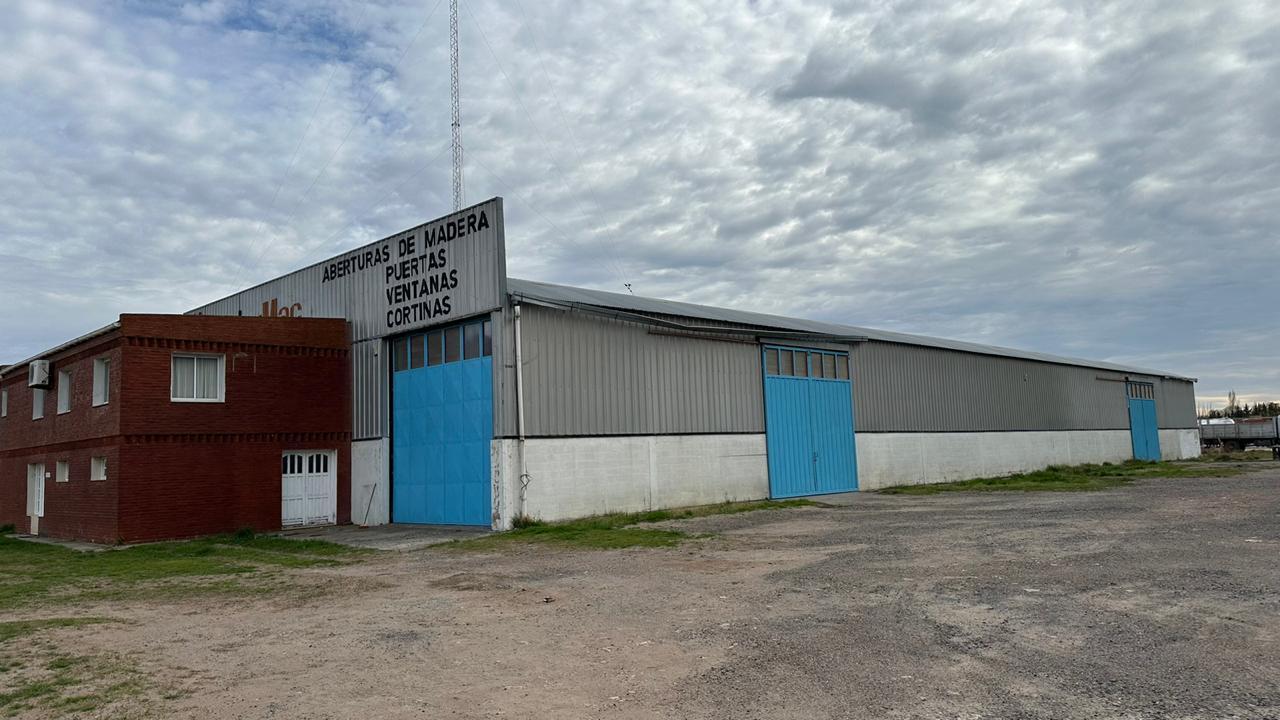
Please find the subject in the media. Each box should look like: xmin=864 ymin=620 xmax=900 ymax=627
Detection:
xmin=28 ymin=468 xmax=1280 ymax=719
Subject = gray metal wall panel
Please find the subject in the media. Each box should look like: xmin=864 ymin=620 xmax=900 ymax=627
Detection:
xmin=1155 ymin=378 xmax=1197 ymax=429
xmin=352 ymin=339 xmax=387 ymax=440
xmin=850 ymin=342 xmax=1197 ymax=432
xmin=515 ymin=304 xmax=764 ymax=437
xmin=189 ymin=199 xmax=506 ymax=342
xmin=507 ymin=307 xmax=1200 ymax=438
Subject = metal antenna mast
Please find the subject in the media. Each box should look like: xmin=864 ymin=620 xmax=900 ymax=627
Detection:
xmin=449 ymin=0 xmax=463 ymax=211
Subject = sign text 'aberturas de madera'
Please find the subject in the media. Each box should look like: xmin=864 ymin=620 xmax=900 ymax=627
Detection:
xmin=320 ymin=207 xmax=492 ymax=330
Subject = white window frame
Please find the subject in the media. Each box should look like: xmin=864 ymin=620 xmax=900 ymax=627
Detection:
xmin=92 ymin=358 xmax=110 ymax=407
xmin=170 ymin=353 xmax=226 ymax=403
xmin=90 ymin=456 xmax=107 ymax=481
xmin=32 ymin=387 xmax=45 ymax=420
xmin=57 ymin=370 xmax=71 ymax=414
xmin=56 ymin=460 xmax=69 ymax=483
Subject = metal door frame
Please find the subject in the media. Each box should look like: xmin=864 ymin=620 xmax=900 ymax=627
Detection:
xmin=27 ymin=462 xmax=45 ymax=535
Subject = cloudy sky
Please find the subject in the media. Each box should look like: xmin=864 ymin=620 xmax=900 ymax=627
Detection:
xmin=2 ymin=0 xmax=1277 ymax=408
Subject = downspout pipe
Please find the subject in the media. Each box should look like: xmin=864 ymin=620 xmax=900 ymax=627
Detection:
xmin=513 ymin=303 xmax=529 ymax=519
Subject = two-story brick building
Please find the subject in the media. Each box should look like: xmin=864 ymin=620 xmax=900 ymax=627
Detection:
xmin=0 ymin=314 xmax=352 ymax=543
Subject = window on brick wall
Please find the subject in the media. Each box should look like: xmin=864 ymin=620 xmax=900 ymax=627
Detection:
xmin=91 ymin=456 xmax=107 ymax=481
xmin=92 ymin=358 xmax=110 ymax=406
xmin=171 ymin=354 xmax=225 ymax=402
xmin=32 ymin=387 xmax=45 ymax=420
xmin=1 ymin=388 xmax=7 ymax=417
xmin=56 ymin=460 xmax=69 ymax=483
xmin=57 ymin=370 xmax=71 ymax=414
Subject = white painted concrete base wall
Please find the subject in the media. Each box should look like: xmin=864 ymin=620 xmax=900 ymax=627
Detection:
xmin=491 ymin=428 xmax=1204 ymax=527
xmin=493 ymin=435 xmax=769 ymax=530
xmin=1161 ymin=429 xmax=1202 ymax=461
xmin=351 ymin=439 xmax=390 ymax=526
xmin=855 ymin=429 xmax=1203 ymax=490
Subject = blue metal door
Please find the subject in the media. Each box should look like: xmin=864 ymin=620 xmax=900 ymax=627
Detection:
xmin=1126 ymin=381 xmax=1161 ymax=461
xmin=392 ymin=319 xmax=493 ymax=526
xmin=763 ymin=347 xmax=858 ymax=498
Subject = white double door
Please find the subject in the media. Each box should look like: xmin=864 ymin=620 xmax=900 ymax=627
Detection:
xmin=281 ymin=451 xmax=336 ymax=528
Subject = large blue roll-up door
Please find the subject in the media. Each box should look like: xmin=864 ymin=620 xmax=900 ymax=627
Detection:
xmin=392 ymin=318 xmax=493 ymax=526
xmin=763 ymin=346 xmax=858 ymax=498
xmin=1126 ymin=381 xmax=1161 ymax=461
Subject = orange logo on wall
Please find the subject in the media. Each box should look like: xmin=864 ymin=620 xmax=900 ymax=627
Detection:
xmin=261 ymin=299 xmax=303 ymax=317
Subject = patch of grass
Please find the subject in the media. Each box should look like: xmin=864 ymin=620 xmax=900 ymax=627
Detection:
xmin=0 ymin=618 xmax=114 ymax=643
xmin=0 ymin=649 xmax=153 ymax=718
xmin=0 ymin=534 xmax=371 ymax=611
xmin=878 ymin=460 xmax=1250 ymax=495
xmin=0 ymin=524 xmax=14 ymax=535
xmin=451 ymin=499 xmax=816 ymax=551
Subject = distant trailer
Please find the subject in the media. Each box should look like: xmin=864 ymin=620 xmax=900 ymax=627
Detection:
xmin=1200 ymin=417 xmax=1280 ymax=449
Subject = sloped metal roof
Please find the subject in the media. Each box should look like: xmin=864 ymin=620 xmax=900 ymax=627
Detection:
xmin=507 ymin=278 xmax=1194 ymax=381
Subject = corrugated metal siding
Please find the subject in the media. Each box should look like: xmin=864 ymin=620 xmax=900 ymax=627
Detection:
xmin=1155 ymin=378 xmax=1197 ymax=429
xmin=513 ymin=304 xmax=764 ymax=437
xmin=352 ymin=339 xmax=387 ymax=440
xmin=506 ymin=307 xmax=1200 ymax=437
xmin=850 ymin=342 xmax=1196 ymax=432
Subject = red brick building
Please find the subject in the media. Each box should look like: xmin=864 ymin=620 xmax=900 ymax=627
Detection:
xmin=0 ymin=314 xmax=352 ymax=543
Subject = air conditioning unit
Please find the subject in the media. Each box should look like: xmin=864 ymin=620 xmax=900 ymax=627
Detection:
xmin=28 ymin=359 xmax=51 ymax=388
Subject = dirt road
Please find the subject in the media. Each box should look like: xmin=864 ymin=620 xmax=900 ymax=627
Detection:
xmin=27 ymin=470 xmax=1280 ymax=719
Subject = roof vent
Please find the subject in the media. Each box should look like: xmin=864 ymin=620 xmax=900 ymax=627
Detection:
xmin=28 ymin=359 xmax=51 ymax=388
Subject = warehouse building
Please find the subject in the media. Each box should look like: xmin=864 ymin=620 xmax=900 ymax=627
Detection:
xmin=180 ymin=198 xmax=1200 ymax=532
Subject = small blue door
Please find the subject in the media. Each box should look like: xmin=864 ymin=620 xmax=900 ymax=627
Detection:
xmin=1126 ymin=381 xmax=1161 ymax=461
xmin=763 ymin=346 xmax=858 ymax=498
xmin=392 ymin=319 xmax=493 ymax=526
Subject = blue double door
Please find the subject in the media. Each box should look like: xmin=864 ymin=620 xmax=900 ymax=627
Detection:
xmin=1127 ymin=381 xmax=1161 ymax=461
xmin=392 ymin=319 xmax=493 ymax=526
xmin=763 ymin=346 xmax=858 ymax=498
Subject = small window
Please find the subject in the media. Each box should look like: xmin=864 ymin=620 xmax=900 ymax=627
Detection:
xmin=444 ymin=327 xmax=461 ymax=363
xmin=482 ymin=320 xmax=493 ymax=357
xmin=823 ymin=354 xmax=836 ymax=379
xmin=835 ymin=357 xmax=849 ymax=380
xmin=427 ymin=330 xmax=442 ymax=363
xmin=2 ymin=388 xmax=7 ymax=417
xmin=779 ymin=350 xmax=793 ymax=376
xmin=56 ymin=461 xmax=69 ymax=483
xmin=92 ymin=358 xmax=110 ymax=406
xmin=32 ymin=387 xmax=45 ymax=420
xmin=57 ymin=370 xmax=71 ymax=413
xmin=91 ymin=456 xmax=107 ymax=481
xmin=793 ymin=352 xmax=808 ymax=377
xmin=409 ymin=334 xmax=425 ymax=369
xmin=171 ymin=354 xmax=224 ymax=402
xmin=393 ymin=338 xmax=409 ymax=372
xmin=764 ymin=349 xmax=779 ymax=375
xmin=810 ymin=353 xmax=824 ymax=378
xmin=463 ymin=323 xmax=481 ymax=360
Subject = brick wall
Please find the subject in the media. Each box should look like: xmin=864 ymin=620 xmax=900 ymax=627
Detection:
xmin=1 ymin=444 xmax=120 ymax=541
xmin=0 ymin=331 xmax=123 ymax=535
xmin=0 ymin=334 xmax=122 ymax=453
xmin=1 ymin=314 xmax=352 ymax=543
xmin=118 ymin=438 xmax=350 ymax=543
